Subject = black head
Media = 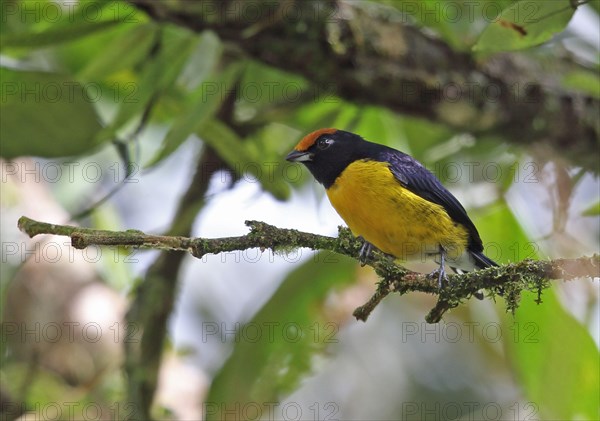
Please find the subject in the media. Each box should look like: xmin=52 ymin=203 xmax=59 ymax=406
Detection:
xmin=286 ymin=129 xmax=379 ymax=188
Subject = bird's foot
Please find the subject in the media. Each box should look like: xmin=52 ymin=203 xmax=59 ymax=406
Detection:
xmin=431 ymin=246 xmax=447 ymax=290
xmin=428 ymin=265 xmax=447 ymax=290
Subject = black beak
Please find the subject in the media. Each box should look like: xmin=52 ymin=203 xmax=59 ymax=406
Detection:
xmin=285 ymin=150 xmax=313 ymax=162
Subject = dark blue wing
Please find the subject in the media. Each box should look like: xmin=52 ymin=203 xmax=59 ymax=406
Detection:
xmin=378 ymin=148 xmax=484 ymax=253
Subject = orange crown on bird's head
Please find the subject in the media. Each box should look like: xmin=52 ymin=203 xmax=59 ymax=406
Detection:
xmin=294 ymin=128 xmax=338 ymax=151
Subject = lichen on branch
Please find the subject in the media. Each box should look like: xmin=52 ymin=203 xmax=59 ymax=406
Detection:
xmin=17 ymin=216 xmax=600 ymax=323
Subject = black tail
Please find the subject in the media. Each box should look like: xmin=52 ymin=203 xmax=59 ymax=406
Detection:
xmin=471 ymin=250 xmax=498 ymax=269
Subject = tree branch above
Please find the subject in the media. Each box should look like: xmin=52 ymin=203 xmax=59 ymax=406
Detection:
xmin=127 ymin=0 xmax=600 ymax=173
xmin=18 ymin=216 xmax=600 ymax=323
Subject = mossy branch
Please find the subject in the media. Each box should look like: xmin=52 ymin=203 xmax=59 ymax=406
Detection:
xmin=128 ymin=0 xmax=600 ymax=173
xmin=18 ymin=216 xmax=600 ymax=323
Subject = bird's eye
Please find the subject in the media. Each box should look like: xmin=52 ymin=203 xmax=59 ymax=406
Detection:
xmin=317 ymin=137 xmax=333 ymax=150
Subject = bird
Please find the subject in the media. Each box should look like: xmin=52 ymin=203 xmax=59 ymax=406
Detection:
xmin=285 ymin=128 xmax=497 ymax=289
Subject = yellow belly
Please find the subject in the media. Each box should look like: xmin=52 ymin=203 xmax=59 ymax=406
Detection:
xmin=326 ymin=160 xmax=469 ymax=261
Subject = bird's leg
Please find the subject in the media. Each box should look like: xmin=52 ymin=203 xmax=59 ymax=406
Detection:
xmin=428 ymin=245 xmax=447 ymax=289
xmin=358 ymin=236 xmax=373 ymax=267
xmin=437 ymin=246 xmax=446 ymax=289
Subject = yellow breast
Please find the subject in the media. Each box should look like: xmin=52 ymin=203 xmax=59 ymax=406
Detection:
xmin=326 ymin=160 xmax=469 ymax=261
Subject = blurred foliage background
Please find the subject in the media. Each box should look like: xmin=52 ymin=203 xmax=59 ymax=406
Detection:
xmin=1 ymin=0 xmax=599 ymax=420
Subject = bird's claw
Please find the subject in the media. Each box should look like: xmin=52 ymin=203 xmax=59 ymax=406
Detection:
xmin=473 ymin=291 xmax=484 ymax=300
xmin=428 ymin=266 xmax=447 ymax=290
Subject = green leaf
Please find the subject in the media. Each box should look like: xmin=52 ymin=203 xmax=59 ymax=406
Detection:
xmin=178 ymin=30 xmax=223 ymax=90
xmin=243 ymin=123 xmax=300 ymax=199
xmin=389 ymin=0 xmax=515 ymax=51
xmin=401 ymin=116 xmax=454 ymax=161
xmin=0 ymin=19 xmax=122 ymax=49
xmin=285 ymin=100 xmax=343 ymax=136
xmin=205 ymin=253 xmax=357 ymax=421
xmin=0 ymin=68 xmax=103 ymax=158
xmin=354 ymin=106 xmax=410 ymax=150
xmin=145 ymin=62 xmax=241 ymax=168
xmin=474 ymin=200 xmax=538 ymax=264
xmin=2 ymin=362 xmax=74 ymax=406
xmin=474 ymin=0 xmax=576 ymax=53
xmin=502 ymin=289 xmax=600 ymax=420
xmin=582 ymin=201 xmax=600 ymax=216
xmin=237 ymin=61 xmax=308 ymax=114
xmin=0 ymin=1 xmax=136 ymax=49
xmin=95 ymin=27 xmax=198 ymax=143
xmin=562 ymin=70 xmax=600 ymax=99
xmin=79 ymin=23 xmax=158 ymax=81
xmin=197 ymin=120 xmax=291 ymax=200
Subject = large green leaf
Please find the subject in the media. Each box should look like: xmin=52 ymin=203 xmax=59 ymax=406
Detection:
xmin=562 ymin=70 xmax=600 ymax=99
xmin=386 ymin=0 xmax=515 ymax=50
xmin=79 ymin=23 xmax=158 ymax=81
xmin=178 ymin=30 xmax=223 ymax=90
xmin=474 ymin=0 xmax=576 ymax=53
xmin=502 ymin=290 xmax=600 ymax=420
xmin=284 ymin=100 xmax=342 ymax=142
xmin=94 ymin=26 xmax=198 ymax=143
xmin=145 ymin=62 xmax=240 ymax=168
xmin=205 ymin=253 xmax=357 ymax=421
xmin=197 ymin=119 xmax=291 ymax=200
xmin=0 ymin=20 xmax=122 ymax=49
xmin=237 ymin=61 xmax=308 ymax=116
xmin=0 ymin=68 xmax=103 ymax=158
xmin=488 ymin=190 xmax=599 ymax=418
xmin=0 ymin=1 xmax=134 ymax=49
xmin=582 ymin=201 xmax=600 ymax=216
xmin=400 ymin=116 xmax=454 ymax=161
xmin=352 ymin=107 xmax=398 ymax=148
xmin=473 ymin=198 xmax=538 ymax=264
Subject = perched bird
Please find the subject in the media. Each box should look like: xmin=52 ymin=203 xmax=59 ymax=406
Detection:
xmin=286 ymin=128 xmax=497 ymax=287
